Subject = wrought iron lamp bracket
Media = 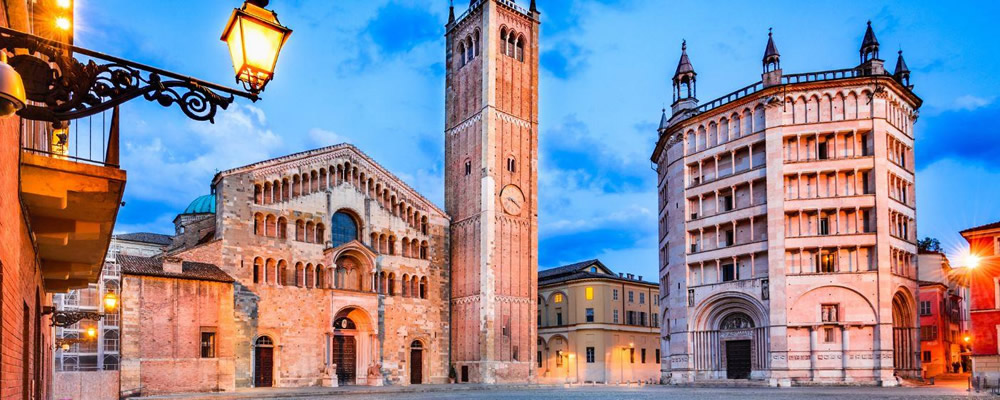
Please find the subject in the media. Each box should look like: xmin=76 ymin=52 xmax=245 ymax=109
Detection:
xmin=0 ymin=26 xmax=257 ymax=124
xmin=42 ymin=306 xmax=107 ymax=327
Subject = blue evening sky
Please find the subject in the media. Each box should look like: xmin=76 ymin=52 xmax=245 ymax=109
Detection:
xmin=77 ymin=1 xmax=1000 ymax=279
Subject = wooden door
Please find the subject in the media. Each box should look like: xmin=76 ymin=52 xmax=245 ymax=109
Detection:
xmin=254 ymin=346 xmax=273 ymax=387
xmin=725 ymin=340 xmax=752 ymax=379
xmin=334 ymin=335 xmax=356 ymax=385
xmin=410 ymin=348 xmax=423 ymax=384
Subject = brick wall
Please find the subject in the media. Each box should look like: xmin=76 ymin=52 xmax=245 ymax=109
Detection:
xmin=119 ymin=275 xmax=235 ymax=397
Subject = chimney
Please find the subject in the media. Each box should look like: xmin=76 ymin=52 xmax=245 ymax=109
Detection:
xmin=638 ymin=275 xmax=643 ymax=281
xmin=619 ymin=273 xmax=624 ymax=278
xmin=163 ymin=256 xmax=183 ymax=274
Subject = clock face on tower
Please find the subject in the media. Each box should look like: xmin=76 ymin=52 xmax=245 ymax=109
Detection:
xmin=500 ymin=184 xmax=525 ymax=216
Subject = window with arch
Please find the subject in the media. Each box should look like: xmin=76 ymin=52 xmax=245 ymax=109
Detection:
xmin=331 ymin=211 xmax=359 ymax=248
xmin=253 ymin=257 xmax=263 ymax=283
xmin=553 ymin=293 xmax=563 ymax=303
xmin=500 ymin=27 xmax=509 ymax=56
xmin=465 ymin=160 xmax=472 ymax=176
xmin=458 ymin=42 xmax=467 ymax=67
xmin=506 ymin=156 xmax=516 ymax=173
xmin=515 ymin=35 xmax=525 ymax=62
xmin=419 ymin=276 xmax=427 ymax=299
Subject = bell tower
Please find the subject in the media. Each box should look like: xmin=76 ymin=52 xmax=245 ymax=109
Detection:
xmin=444 ymin=0 xmax=540 ymax=383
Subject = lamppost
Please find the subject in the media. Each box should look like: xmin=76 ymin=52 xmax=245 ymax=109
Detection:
xmin=43 ymin=292 xmax=118 ymax=328
xmin=54 ymin=325 xmax=98 ymax=351
xmin=0 ymin=0 xmax=291 ymax=124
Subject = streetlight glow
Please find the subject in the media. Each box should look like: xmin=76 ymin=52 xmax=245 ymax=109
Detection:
xmin=55 ymin=17 xmax=71 ymax=31
xmin=221 ymin=0 xmax=292 ymax=94
xmin=85 ymin=326 xmax=97 ymax=338
xmin=103 ymin=292 xmax=118 ymax=313
xmin=56 ymin=0 xmax=71 ymax=9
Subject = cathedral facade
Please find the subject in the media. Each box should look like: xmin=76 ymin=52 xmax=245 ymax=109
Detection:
xmin=653 ymin=24 xmax=921 ymax=386
xmin=115 ymin=1 xmax=541 ymax=395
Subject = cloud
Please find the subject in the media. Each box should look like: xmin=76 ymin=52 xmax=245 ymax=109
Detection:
xmin=916 ymin=101 xmax=1000 ymax=169
xmin=541 ymin=41 xmax=591 ymax=79
xmin=309 ymin=128 xmax=350 ymax=147
xmin=950 ymin=95 xmax=994 ymax=111
xmin=363 ymin=2 xmax=439 ymax=57
xmin=121 ymin=103 xmax=283 ymax=209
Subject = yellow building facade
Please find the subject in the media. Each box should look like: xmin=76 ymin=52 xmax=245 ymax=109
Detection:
xmin=537 ymin=260 xmax=660 ymax=384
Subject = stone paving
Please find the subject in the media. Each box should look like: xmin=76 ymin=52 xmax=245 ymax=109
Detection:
xmin=135 ymin=381 xmax=987 ymax=400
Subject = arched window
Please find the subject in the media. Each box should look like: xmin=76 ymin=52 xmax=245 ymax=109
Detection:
xmin=295 ymin=262 xmax=304 ymax=287
xmin=295 ymin=219 xmax=305 ymax=241
xmin=402 ymin=274 xmax=410 ymax=297
xmin=421 ymin=216 xmax=428 ymax=235
xmin=254 ymin=213 xmax=264 ymax=236
xmin=265 ymin=214 xmax=276 ymax=237
xmin=388 ymin=273 xmax=396 ymax=295
xmin=331 ymin=211 xmax=359 ymax=248
xmin=277 ymin=217 xmax=287 ymax=239
xmin=306 ymin=221 xmax=316 ymax=244
xmin=265 ymin=258 xmax=276 ymax=284
xmin=402 ymin=237 xmax=410 ymax=258
xmin=419 ymin=276 xmax=428 ymax=299
xmin=282 ymin=178 xmax=290 ymax=201
xmin=263 ymin=182 xmax=272 ymax=204
xmin=516 ymin=35 xmax=525 ymax=62
xmin=420 ymin=241 xmax=429 ymax=260
xmin=466 ymin=37 xmax=474 ymax=63
xmin=317 ymin=265 xmax=326 ymax=289
xmin=254 ymin=184 xmax=262 ymax=204
xmin=507 ymin=33 xmax=516 ymax=58
xmin=474 ymin=30 xmax=481 ymax=57
xmin=465 ymin=160 xmax=472 ymax=176
xmin=411 ymin=277 xmax=419 ymax=298
xmin=506 ymin=156 xmax=516 ymax=173
xmin=278 ymin=260 xmax=288 ymax=286
xmin=305 ymin=264 xmax=314 ymax=288
xmin=500 ymin=28 xmax=508 ymax=57
xmin=256 ymin=336 xmax=273 ymax=346
xmin=388 ymin=235 xmax=396 ymax=255
xmin=253 ymin=257 xmax=263 ymax=283
xmin=458 ymin=42 xmax=467 ymax=67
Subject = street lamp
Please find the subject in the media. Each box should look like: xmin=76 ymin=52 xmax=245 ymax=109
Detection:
xmin=43 ymin=292 xmax=118 ymax=328
xmin=0 ymin=0 xmax=290 ymax=124
xmin=221 ymin=0 xmax=293 ymax=94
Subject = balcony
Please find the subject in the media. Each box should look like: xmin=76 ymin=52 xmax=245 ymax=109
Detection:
xmin=19 ymin=114 xmax=126 ymax=292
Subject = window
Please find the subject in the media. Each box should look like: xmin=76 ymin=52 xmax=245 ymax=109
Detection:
xmin=821 ymin=304 xmax=839 ymax=323
xmin=506 ymin=157 xmax=516 ymax=173
xmin=722 ymin=263 xmax=736 ymax=282
xmin=585 ymin=287 xmax=593 ymax=300
xmin=817 ymin=251 xmax=836 ymax=273
xmin=201 ymin=332 xmax=216 ymax=358
xmin=465 ymin=160 xmax=472 ymax=176
xmin=627 ymin=311 xmax=636 ymax=325
xmin=613 ymin=289 xmax=618 ymax=300
xmin=641 ymin=348 xmax=647 ymax=363
xmin=629 ymin=348 xmax=635 ymax=364
xmin=553 ymin=293 xmax=563 ymax=303
xmin=556 ymin=309 xmax=563 ymax=326
xmin=819 ymin=217 xmax=830 ymax=235
xmin=722 ymin=195 xmax=734 ymax=211
xmin=613 ymin=309 xmax=619 ymax=324
xmin=590 ymin=266 xmax=597 ymax=273
xmin=585 ymin=308 xmax=594 ymax=323
xmin=922 ymin=351 xmax=931 ymax=363
xmin=639 ymin=293 xmax=645 ymax=304
xmin=823 ymin=327 xmax=836 ymax=343
xmin=330 ymin=212 xmax=358 ymax=248
xmin=920 ymin=325 xmax=937 ymax=341
xmin=512 ymin=346 xmax=519 ymax=361
xmin=655 ymin=349 xmax=661 ymax=364
xmin=586 ymin=347 xmax=595 ymax=363
xmin=639 ymin=312 xmax=647 ymax=326
xmin=723 ymin=230 xmax=734 ymax=246
xmin=537 ymin=352 xmax=543 ymax=367
xmin=919 ymin=301 xmax=932 ymax=316
xmin=628 ymin=291 xmax=634 ymax=303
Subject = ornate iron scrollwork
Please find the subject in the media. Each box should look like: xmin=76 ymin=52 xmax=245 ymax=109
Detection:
xmin=0 ymin=26 xmax=256 ymax=123
xmin=42 ymin=306 xmax=106 ymax=328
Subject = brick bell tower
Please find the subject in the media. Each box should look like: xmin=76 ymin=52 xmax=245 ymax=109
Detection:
xmin=444 ymin=0 xmax=540 ymax=383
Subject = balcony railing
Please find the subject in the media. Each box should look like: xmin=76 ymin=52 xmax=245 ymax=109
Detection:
xmin=19 ymin=107 xmax=120 ymax=168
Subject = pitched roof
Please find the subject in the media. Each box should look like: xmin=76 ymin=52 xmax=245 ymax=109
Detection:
xmin=763 ymin=30 xmax=780 ymax=60
xmin=118 ymin=254 xmax=234 ymax=283
xmin=674 ymin=40 xmax=695 ymax=76
xmin=894 ymin=50 xmax=909 ymax=75
xmin=961 ymin=220 xmax=1000 ymax=235
xmin=861 ymin=21 xmax=879 ymax=51
xmin=114 ymin=232 xmax=173 ymax=246
xmin=213 ymin=143 xmax=447 ymax=218
xmin=658 ymin=109 xmax=669 ymax=132
xmin=539 ymin=259 xmax=655 ymax=286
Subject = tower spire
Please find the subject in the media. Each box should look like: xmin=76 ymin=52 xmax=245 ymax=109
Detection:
xmin=658 ymin=108 xmax=669 ymax=134
xmin=448 ymin=0 xmax=455 ymax=24
xmin=860 ymin=20 xmax=880 ymax=62
xmin=762 ymin=28 xmax=782 ymax=87
xmin=530 ymin=0 xmax=538 ymax=13
xmin=671 ymin=40 xmax=698 ymax=114
xmin=894 ymin=49 xmax=911 ymax=88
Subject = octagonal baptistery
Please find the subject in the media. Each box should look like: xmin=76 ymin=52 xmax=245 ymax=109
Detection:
xmin=173 ymin=144 xmax=450 ymax=388
xmin=652 ymin=25 xmax=921 ymax=386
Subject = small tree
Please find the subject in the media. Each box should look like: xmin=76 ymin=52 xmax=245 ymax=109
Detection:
xmin=918 ymin=237 xmax=942 ymax=252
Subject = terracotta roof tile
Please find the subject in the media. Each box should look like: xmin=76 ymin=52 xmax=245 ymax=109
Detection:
xmin=118 ymin=255 xmax=234 ymax=283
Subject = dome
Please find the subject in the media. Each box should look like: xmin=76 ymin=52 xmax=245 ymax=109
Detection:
xmin=183 ymin=194 xmax=216 ymax=215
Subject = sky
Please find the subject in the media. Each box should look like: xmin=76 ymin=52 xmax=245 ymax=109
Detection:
xmin=75 ymin=0 xmax=1000 ymax=280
